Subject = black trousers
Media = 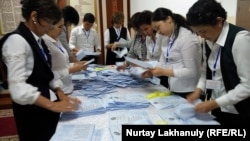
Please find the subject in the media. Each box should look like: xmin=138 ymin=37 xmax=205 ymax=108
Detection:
xmin=13 ymin=103 xmax=60 ymax=141
xmin=212 ymin=108 xmax=250 ymax=125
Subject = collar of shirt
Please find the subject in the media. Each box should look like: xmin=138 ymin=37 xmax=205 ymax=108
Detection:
xmin=31 ymin=31 xmax=40 ymax=43
xmin=206 ymin=22 xmax=229 ymax=49
xmin=43 ymin=34 xmax=57 ymax=43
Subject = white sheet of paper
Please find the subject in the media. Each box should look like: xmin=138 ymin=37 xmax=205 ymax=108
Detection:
xmin=125 ymin=57 xmax=158 ymax=69
xmin=76 ymin=49 xmax=100 ymax=61
xmin=114 ymin=47 xmax=128 ymax=58
xmin=118 ymin=38 xmax=127 ymax=44
xmin=50 ymin=124 xmax=95 ymax=141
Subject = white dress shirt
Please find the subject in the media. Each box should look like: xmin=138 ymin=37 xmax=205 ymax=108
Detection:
xmin=43 ymin=34 xmax=74 ymax=94
xmin=69 ymin=25 xmax=101 ymax=52
xmin=197 ymin=22 xmax=250 ymax=114
xmin=146 ymin=33 xmax=163 ymax=61
xmin=2 ymin=33 xmax=59 ymax=105
xmin=158 ymin=27 xmax=202 ymax=93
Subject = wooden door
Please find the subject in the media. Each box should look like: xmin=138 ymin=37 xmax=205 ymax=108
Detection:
xmin=106 ymin=0 xmax=124 ymax=28
xmin=236 ymin=0 xmax=250 ymax=30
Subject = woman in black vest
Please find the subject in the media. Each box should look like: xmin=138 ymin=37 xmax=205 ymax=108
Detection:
xmin=104 ymin=11 xmax=131 ymax=65
xmin=1 ymin=0 xmax=80 ymax=140
xmin=186 ymin=0 xmax=250 ymax=125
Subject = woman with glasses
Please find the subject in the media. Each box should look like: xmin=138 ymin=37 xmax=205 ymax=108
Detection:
xmin=0 ymin=0 xmax=80 ymax=140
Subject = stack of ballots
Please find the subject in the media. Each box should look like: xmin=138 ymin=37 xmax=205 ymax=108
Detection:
xmin=71 ymin=80 xmax=116 ymax=98
xmin=97 ymin=69 xmax=150 ymax=88
xmin=103 ymin=93 xmax=150 ymax=111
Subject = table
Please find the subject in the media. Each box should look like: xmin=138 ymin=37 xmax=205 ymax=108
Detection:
xmin=51 ymin=66 xmax=218 ymax=141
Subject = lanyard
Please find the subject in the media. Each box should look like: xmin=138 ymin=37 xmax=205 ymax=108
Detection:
xmin=57 ymin=45 xmax=64 ymax=53
xmin=212 ymin=46 xmax=221 ymax=76
xmin=151 ymin=40 xmax=156 ymax=58
xmin=83 ymin=29 xmax=90 ymax=42
xmin=166 ymin=38 xmax=175 ymax=62
xmin=37 ymin=38 xmax=48 ymax=60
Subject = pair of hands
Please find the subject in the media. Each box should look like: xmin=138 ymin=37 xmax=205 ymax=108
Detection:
xmin=187 ymin=89 xmax=219 ymax=113
xmin=49 ymin=88 xmax=81 ymax=113
xmin=106 ymin=42 xmax=121 ymax=51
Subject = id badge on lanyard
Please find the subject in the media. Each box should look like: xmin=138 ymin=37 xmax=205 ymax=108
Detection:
xmin=206 ymin=80 xmax=221 ymax=90
xmin=206 ymin=46 xmax=222 ymax=90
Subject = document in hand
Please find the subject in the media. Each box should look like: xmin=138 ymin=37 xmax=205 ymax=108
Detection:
xmin=76 ymin=49 xmax=101 ymax=61
xmin=113 ymin=38 xmax=129 ymax=58
xmin=125 ymin=57 xmax=158 ymax=69
xmin=113 ymin=47 xmax=128 ymax=58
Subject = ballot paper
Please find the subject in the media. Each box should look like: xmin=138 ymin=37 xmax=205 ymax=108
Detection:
xmin=61 ymin=98 xmax=106 ymax=120
xmin=148 ymin=95 xmax=188 ymax=110
xmin=108 ymin=109 xmax=152 ymax=141
xmin=157 ymin=100 xmax=219 ymax=125
xmin=50 ymin=124 xmax=95 ymax=141
xmin=125 ymin=57 xmax=158 ymax=69
xmin=76 ymin=49 xmax=100 ymax=61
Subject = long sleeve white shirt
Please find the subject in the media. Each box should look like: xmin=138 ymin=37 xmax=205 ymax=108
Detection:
xmin=2 ymin=33 xmax=59 ymax=105
xmin=69 ymin=25 xmax=101 ymax=52
xmin=158 ymin=27 xmax=202 ymax=92
xmin=146 ymin=33 xmax=163 ymax=61
xmin=197 ymin=22 xmax=250 ymax=114
xmin=43 ymin=34 xmax=74 ymax=94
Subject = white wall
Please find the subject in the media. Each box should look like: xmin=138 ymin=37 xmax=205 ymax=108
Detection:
xmin=130 ymin=0 xmax=237 ymax=24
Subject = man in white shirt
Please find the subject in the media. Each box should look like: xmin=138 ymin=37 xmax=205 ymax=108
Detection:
xmin=69 ymin=13 xmax=101 ymax=63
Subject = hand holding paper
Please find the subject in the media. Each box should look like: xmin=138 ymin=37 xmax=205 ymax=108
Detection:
xmin=125 ymin=57 xmax=158 ymax=69
xmin=84 ymin=58 xmax=95 ymax=65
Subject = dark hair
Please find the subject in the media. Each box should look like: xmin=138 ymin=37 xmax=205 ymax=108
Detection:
xmin=134 ymin=10 xmax=152 ymax=30
xmin=61 ymin=6 xmax=79 ymax=26
xmin=20 ymin=0 xmax=61 ymax=24
xmin=152 ymin=7 xmax=191 ymax=38
xmin=111 ymin=11 xmax=124 ymax=25
xmin=128 ymin=12 xmax=141 ymax=30
xmin=186 ymin=0 xmax=227 ymax=26
xmin=83 ymin=13 xmax=95 ymax=23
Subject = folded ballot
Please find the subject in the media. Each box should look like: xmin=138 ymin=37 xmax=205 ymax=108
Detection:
xmin=125 ymin=57 xmax=158 ymax=69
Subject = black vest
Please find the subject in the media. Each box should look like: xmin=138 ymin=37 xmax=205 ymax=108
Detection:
xmin=105 ymin=27 xmax=128 ymax=65
xmin=109 ymin=27 xmax=127 ymax=43
xmin=2 ymin=22 xmax=55 ymax=111
xmin=205 ymin=23 xmax=250 ymax=115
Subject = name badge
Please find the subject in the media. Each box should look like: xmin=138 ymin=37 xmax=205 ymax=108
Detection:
xmin=206 ymin=80 xmax=221 ymax=90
